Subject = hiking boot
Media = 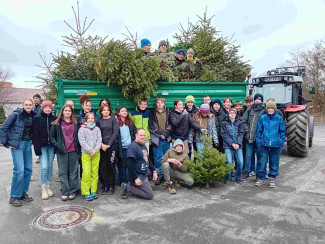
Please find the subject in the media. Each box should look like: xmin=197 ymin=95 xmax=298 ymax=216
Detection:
xmin=242 ymin=171 xmax=249 ymax=180
xmin=175 ymin=180 xmax=181 ymax=188
xmin=85 ymin=194 xmax=93 ymax=201
xmin=166 ymin=182 xmax=176 ymax=194
xmin=121 ymin=183 xmax=128 ymax=199
xmin=90 ymin=192 xmax=98 ymax=199
xmin=255 ymin=179 xmax=264 ymax=187
xmin=46 ymin=182 xmax=54 ymax=197
xmin=9 ymin=197 xmax=22 ymax=207
xmin=269 ymin=178 xmax=276 ymax=188
xmin=41 ymin=184 xmax=49 ymax=200
xmin=20 ymin=192 xmax=33 ymax=202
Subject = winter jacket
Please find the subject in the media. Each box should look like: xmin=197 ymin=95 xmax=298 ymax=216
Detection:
xmin=49 ymin=119 xmax=79 ymax=154
xmin=242 ymin=103 xmax=266 ymax=143
xmin=210 ymin=107 xmax=226 ymax=136
xmin=32 ymin=111 xmax=57 ymax=156
xmin=148 ymin=107 xmax=172 ymax=146
xmin=78 ymin=124 xmax=102 ymax=154
xmin=33 ymin=101 xmax=43 ymax=115
xmin=77 ymin=109 xmax=99 ymax=125
xmin=185 ymin=105 xmax=199 ymax=116
xmin=161 ymin=139 xmax=189 ymax=173
xmin=221 ymin=117 xmax=244 ymax=149
xmin=118 ymin=123 xmax=137 ymax=157
xmin=0 ymin=108 xmax=36 ymax=148
xmin=256 ymin=113 xmax=286 ymax=148
xmin=169 ymin=109 xmax=202 ymax=140
xmin=189 ymin=113 xmax=218 ymax=145
xmin=129 ymin=107 xmax=151 ymax=140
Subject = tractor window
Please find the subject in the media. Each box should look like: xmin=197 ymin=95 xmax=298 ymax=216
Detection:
xmin=252 ymin=83 xmax=292 ymax=104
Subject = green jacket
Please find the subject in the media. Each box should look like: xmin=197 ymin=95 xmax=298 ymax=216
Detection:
xmin=129 ymin=107 xmax=151 ymax=140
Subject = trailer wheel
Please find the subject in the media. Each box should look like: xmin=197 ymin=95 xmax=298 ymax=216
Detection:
xmin=287 ymin=110 xmax=309 ymax=157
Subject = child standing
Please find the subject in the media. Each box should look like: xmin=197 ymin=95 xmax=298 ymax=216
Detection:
xmin=221 ymin=108 xmax=244 ymax=184
xmin=78 ymin=112 xmax=102 ymax=201
xmin=222 ymin=97 xmax=233 ymax=116
xmin=49 ymin=104 xmax=79 ymax=201
xmin=255 ymin=102 xmax=286 ymax=188
xmin=32 ymin=100 xmax=57 ymax=200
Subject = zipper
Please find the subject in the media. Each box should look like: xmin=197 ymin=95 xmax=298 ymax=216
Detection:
xmin=249 ymin=113 xmax=256 ymax=141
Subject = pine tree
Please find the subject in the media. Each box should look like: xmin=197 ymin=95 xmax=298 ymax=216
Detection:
xmin=186 ymin=135 xmax=233 ymax=188
xmin=0 ymin=106 xmax=6 ymax=124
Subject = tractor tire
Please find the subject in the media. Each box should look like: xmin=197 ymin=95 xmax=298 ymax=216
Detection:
xmin=287 ymin=110 xmax=309 ymax=157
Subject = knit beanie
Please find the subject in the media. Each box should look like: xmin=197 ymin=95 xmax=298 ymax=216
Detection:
xmin=141 ymin=38 xmax=151 ymax=48
xmin=254 ymin=93 xmax=264 ymax=102
xmin=185 ymin=95 xmax=195 ymax=104
xmin=176 ymin=49 xmax=186 ymax=57
xmin=41 ymin=100 xmax=53 ymax=110
xmin=212 ymin=99 xmax=222 ymax=107
xmin=158 ymin=40 xmax=167 ymax=48
xmin=33 ymin=93 xmax=41 ymax=99
xmin=266 ymin=101 xmax=276 ymax=110
xmin=200 ymin=104 xmax=210 ymax=114
xmin=187 ymin=48 xmax=194 ymax=54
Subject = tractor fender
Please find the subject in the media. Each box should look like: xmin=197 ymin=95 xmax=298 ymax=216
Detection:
xmin=285 ymin=105 xmax=307 ymax=113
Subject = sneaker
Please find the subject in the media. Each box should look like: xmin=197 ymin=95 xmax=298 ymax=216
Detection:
xmin=155 ymin=176 xmax=164 ymax=186
xmin=265 ymin=174 xmax=269 ymax=179
xmin=9 ymin=197 xmax=22 ymax=207
xmin=255 ymin=179 xmax=264 ymax=187
xmin=166 ymin=182 xmax=176 ymax=194
xmin=108 ymin=187 xmax=114 ymax=195
xmin=85 ymin=194 xmax=93 ymax=201
xmin=46 ymin=182 xmax=54 ymax=197
xmin=249 ymin=171 xmax=255 ymax=177
xmin=102 ymin=187 xmax=108 ymax=195
xmin=121 ymin=183 xmax=128 ymax=199
xmin=269 ymin=178 xmax=276 ymax=188
xmin=68 ymin=193 xmax=76 ymax=200
xmin=90 ymin=192 xmax=98 ymax=199
xmin=20 ymin=192 xmax=33 ymax=202
xmin=41 ymin=184 xmax=49 ymax=200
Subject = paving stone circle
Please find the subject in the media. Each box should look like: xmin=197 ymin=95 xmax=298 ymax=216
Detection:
xmin=33 ymin=205 xmax=92 ymax=231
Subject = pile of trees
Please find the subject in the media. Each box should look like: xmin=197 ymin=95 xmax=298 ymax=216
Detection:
xmin=38 ymin=3 xmax=251 ymax=102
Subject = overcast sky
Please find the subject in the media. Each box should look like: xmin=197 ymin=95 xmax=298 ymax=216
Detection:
xmin=1 ymin=0 xmax=325 ymax=88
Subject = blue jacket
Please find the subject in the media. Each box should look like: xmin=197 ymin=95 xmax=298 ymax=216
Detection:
xmin=0 ymin=108 xmax=37 ymax=148
xmin=256 ymin=113 xmax=286 ymax=148
xmin=221 ymin=117 xmax=244 ymax=149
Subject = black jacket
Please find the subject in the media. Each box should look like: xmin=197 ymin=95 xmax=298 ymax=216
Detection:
xmin=49 ymin=119 xmax=79 ymax=154
xmin=169 ymin=109 xmax=202 ymax=140
xmin=32 ymin=111 xmax=57 ymax=156
xmin=221 ymin=117 xmax=244 ymax=149
xmin=148 ymin=108 xmax=172 ymax=146
xmin=210 ymin=107 xmax=226 ymax=136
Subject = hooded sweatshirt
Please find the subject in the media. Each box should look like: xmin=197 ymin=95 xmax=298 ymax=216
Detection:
xmin=160 ymin=139 xmax=189 ymax=173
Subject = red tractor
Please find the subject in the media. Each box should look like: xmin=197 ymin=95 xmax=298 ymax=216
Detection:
xmin=249 ymin=66 xmax=314 ymax=157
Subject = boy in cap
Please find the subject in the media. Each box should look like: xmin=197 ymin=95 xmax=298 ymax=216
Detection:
xmin=255 ymin=101 xmax=285 ymax=188
xmin=141 ymin=38 xmax=151 ymax=55
xmin=242 ymin=93 xmax=266 ymax=179
xmin=184 ymin=95 xmax=199 ymax=115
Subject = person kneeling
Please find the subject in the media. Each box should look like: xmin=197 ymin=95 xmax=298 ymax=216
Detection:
xmin=161 ymin=139 xmax=194 ymax=194
xmin=121 ymin=129 xmax=158 ymax=200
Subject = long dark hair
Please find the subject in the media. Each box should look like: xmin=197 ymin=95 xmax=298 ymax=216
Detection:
xmin=98 ymin=98 xmax=111 ymax=108
xmin=98 ymin=104 xmax=114 ymax=118
xmin=116 ymin=106 xmax=134 ymax=126
xmin=52 ymin=104 xmax=77 ymax=125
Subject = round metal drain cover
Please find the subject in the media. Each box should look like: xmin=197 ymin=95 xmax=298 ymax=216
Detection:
xmin=33 ymin=205 xmax=92 ymax=231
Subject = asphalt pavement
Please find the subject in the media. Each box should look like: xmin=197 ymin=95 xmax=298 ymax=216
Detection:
xmin=0 ymin=125 xmax=325 ymax=244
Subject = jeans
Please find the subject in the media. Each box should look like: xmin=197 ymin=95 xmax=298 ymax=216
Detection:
xmin=10 ymin=140 xmax=33 ymax=197
xmin=256 ymin=146 xmax=281 ymax=180
xmin=57 ymin=151 xmax=79 ymax=196
xmin=152 ymin=138 xmax=170 ymax=178
xmin=39 ymin=145 xmax=55 ymax=184
xmin=119 ymin=148 xmax=130 ymax=183
xmin=245 ymin=142 xmax=257 ymax=172
xmin=225 ymin=148 xmax=243 ymax=182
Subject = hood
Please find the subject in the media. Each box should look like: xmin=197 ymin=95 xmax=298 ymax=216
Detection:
xmin=80 ymin=120 xmax=87 ymax=128
xmin=41 ymin=110 xmax=53 ymax=118
xmin=13 ymin=108 xmax=36 ymax=117
xmin=173 ymin=139 xmax=184 ymax=152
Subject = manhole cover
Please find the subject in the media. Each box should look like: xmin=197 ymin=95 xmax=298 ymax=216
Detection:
xmin=33 ymin=205 xmax=92 ymax=231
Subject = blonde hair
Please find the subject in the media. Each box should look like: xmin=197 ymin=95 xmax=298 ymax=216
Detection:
xmin=22 ymin=98 xmax=34 ymax=106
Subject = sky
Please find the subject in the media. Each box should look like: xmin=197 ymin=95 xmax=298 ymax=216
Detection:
xmin=1 ymin=0 xmax=325 ymax=88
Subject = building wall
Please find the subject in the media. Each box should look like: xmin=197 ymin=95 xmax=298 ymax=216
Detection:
xmin=2 ymin=103 xmax=21 ymax=117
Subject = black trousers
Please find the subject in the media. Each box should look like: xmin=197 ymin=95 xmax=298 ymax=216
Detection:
xmin=99 ymin=147 xmax=117 ymax=188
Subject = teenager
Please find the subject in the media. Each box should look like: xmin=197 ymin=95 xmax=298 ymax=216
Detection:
xmin=222 ymin=97 xmax=233 ymax=116
xmin=234 ymin=101 xmax=244 ymax=120
xmin=96 ymin=98 xmax=114 ymax=118
xmin=121 ymin=129 xmax=158 ymax=200
xmin=161 ymin=139 xmax=194 ymax=194
xmin=117 ymin=107 xmax=137 ymax=196
xmin=96 ymin=104 xmax=119 ymax=195
xmin=32 ymin=100 xmax=57 ymax=200
xmin=210 ymin=99 xmax=226 ymax=153
xmin=255 ymin=102 xmax=286 ymax=187
xmin=184 ymin=95 xmax=199 ymax=115
xmin=0 ymin=99 xmax=36 ymax=207
xmin=49 ymin=104 xmax=79 ymax=201
xmin=221 ymin=108 xmax=244 ymax=184
xmin=78 ymin=112 xmax=102 ymax=201
xmin=148 ymin=97 xmax=171 ymax=184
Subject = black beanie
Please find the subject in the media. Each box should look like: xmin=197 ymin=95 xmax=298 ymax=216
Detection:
xmin=33 ymin=94 xmax=41 ymax=99
xmin=254 ymin=93 xmax=264 ymax=102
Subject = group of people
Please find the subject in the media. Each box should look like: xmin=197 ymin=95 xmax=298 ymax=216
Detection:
xmin=0 ymin=91 xmax=286 ymax=207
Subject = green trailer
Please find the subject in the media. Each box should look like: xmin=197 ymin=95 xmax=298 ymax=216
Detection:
xmin=54 ymin=78 xmax=248 ymax=112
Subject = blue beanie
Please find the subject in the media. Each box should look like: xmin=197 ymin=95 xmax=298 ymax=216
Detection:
xmin=176 ymin=49 xmax=186 ymax=57
xmin=254 ymin=93 xmax=264 ymax=102
xmin=141 ymin=38 xmax=151 ymax=48
xmin=212 ymin=99 xmax=222 ymax=107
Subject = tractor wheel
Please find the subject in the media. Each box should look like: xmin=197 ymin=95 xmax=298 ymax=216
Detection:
xmin=287 ymin=110 xmax=309 ymax=157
